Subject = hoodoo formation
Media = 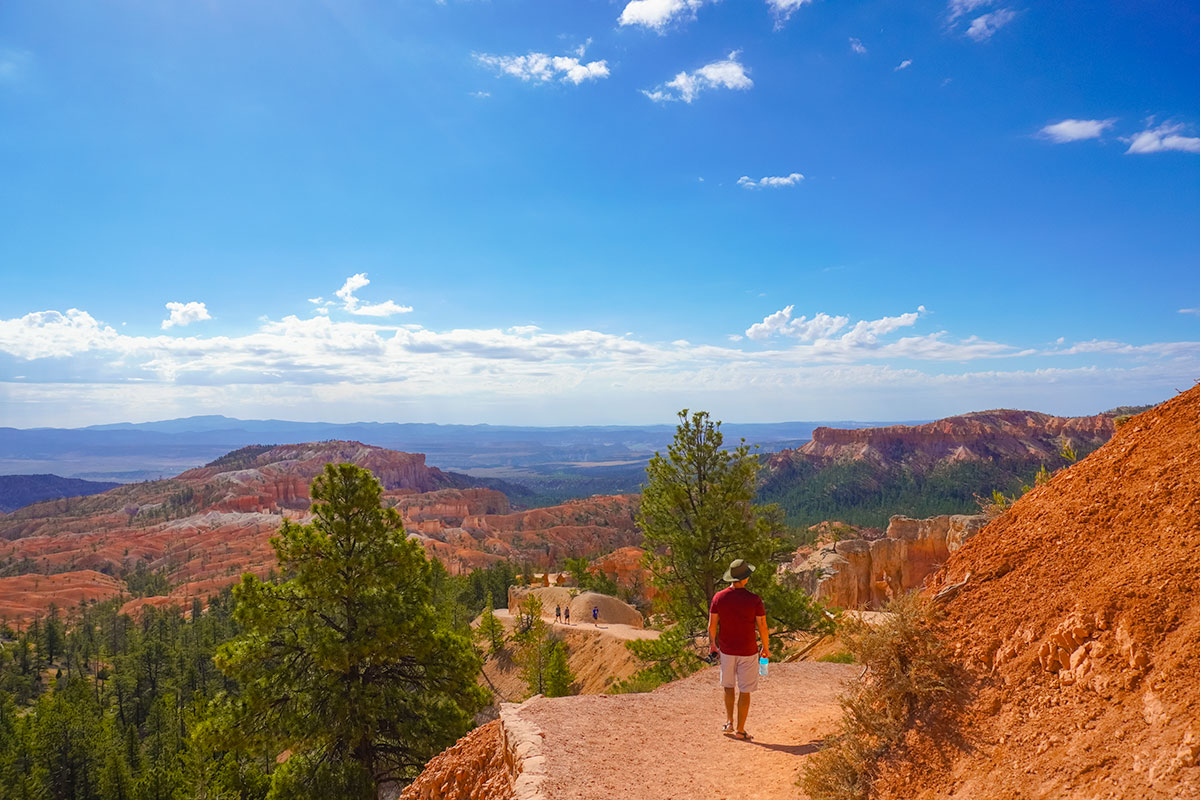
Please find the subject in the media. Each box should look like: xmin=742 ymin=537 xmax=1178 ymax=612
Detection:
xmin=879 ymin=388 xmax=1200 ymax=798
xmin=0 ymin=441 xmax=639 ymax=622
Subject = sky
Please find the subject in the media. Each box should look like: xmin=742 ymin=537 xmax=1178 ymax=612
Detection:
xmin=0 ymin=0 xmax=1198 ymax=428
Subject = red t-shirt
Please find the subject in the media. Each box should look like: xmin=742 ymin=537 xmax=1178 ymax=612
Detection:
xmin=710 ymin=586 xmax=766 ymax=656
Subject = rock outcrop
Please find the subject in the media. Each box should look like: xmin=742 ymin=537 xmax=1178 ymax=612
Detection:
xmin=787 ymin=514 xmax=987 ymax=609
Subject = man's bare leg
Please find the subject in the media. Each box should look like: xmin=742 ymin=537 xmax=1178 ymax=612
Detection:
xmin=737 ymin=692 xmax=751 ymax=733
xmin=724 ymin=687 xmax=735 ymax=728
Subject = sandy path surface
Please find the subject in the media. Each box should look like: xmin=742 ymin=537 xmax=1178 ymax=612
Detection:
xmin=492 ymin=609 xmax=660 ymax=642
xmin=515 ymin=661 xmax=857 ymax=800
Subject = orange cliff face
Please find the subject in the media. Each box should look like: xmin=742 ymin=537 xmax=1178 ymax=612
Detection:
xmin=769 ymin=409 xmax=1116 ymax=472
xmin=0 ymin=441 xmax=641 ymax=624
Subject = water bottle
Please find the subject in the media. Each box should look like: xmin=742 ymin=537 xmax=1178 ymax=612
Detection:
xmin=758 ymin=656 xmax=768 ymax=677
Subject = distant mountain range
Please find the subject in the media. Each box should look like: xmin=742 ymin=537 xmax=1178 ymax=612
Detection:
xmin=0 ymin=414 xmax=913 ymax=483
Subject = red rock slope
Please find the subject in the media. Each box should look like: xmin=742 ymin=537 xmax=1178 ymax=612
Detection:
xmin=0 ymin=442 xmax=639 ymax=623
xmin=880 ymin=389 xmax=1200 ymax=799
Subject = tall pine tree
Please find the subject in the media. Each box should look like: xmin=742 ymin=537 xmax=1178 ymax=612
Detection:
xmin=214 ymin=463 xmax=487 ymax=798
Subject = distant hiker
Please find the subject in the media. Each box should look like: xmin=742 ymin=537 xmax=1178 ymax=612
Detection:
xmin=592 ymin=606 xmax=599 ymax=624
xmin=708 ymin=559 xmax=770 ymax=741
xmin=555 ymin=604 xmax=562 ymax=623
xmin=563 ymin=606 xmax=571 ymax=624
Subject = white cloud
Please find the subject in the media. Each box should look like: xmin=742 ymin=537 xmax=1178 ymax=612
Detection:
xmin=470 ymin=90 xmax=490 ymax=99
xmin=746 ymin=307 xmax=849 ymax=341
xmin=476 ymin=46 xmax=610 ymax=85
xmin=946 ymin=0 xmax=991 ymax=23
xmin=1180 ymin=308 xmax=1200 ymax=315
xmin=3 ymin=302 xmax=1199 ymax=426
xmin=618 ymin=0 xmax=706 ymax=31
xmin=849 ymin=38 xmax=867 ymax=55
xmin=1124 ymin=122 xmax=1200 ymax=155
xmin=642 ymin=52 xmax=752 ymax=104
xmin=1039 ymin=118 xmax=1116 ymax=143
xmin=737 ymin=172 xmax=804 ymax=189
xmin=894 ymin=59 xmax=913 ymax=72
xmin=766 ymin=0 xmax=814 ymax=27
xmin=966 ymin=8 xmax=1016 ymax=41
xmin=333 ymin=273 xmax=413 ymax=317
xmin=0 ymin=49 xmax=31 ymax=83
xmin=162 ymin=302 xmax=212 ymax=330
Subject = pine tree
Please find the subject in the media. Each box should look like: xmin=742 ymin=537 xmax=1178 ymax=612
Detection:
xmin=214 ymin=463 xmax=487 ymax=797
xmin=476 ymin=591 xmax=506 ymax=655
xmin=543 ymin=641 xmax=574 ymax=698
xmin=639 ymin=410 xmax=833 ymax=638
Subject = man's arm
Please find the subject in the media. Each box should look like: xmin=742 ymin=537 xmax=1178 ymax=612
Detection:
xmin=708 ymin=612 xmax=720 ymax=654
xmin=756 ymin=614 xmax=770 ymax=659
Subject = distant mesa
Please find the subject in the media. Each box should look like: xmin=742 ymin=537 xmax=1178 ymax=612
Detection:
xmin=760 ymin=408 xmax=1127 ymax=528
xmin=776 ymin=409 xmax=1116 ymax=469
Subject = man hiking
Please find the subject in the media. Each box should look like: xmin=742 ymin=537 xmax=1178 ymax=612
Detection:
xmin=708 ymin=558 xmax=769 ymax=741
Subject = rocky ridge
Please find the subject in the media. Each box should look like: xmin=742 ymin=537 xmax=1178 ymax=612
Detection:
xmin=787 ymin=409 xmax=1115 ymax=469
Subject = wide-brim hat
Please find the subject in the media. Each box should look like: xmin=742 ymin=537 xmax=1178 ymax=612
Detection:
xmin=722 ymin=559 xmax=756 ymax=583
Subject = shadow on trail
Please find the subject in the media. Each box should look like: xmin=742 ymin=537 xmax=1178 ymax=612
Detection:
xmin=738 ymin=738 xmax=822 ymax=756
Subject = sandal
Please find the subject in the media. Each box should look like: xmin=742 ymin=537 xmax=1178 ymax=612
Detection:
xmin=734 ymin=731 xmax=753 ymax=740
xmin=722 ymin=722 xmax=734 ymax=733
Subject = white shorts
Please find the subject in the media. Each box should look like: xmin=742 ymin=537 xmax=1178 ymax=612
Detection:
xmin=719 ymin=652 xmax=759 ymax=693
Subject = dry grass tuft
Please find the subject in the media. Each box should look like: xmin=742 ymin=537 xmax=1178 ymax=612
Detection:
xmin=801 ymin=593 xmax=963 ymax=800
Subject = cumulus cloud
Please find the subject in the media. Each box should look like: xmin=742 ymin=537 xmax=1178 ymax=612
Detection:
xmin=766 ymin=0 xmax=814 ymax=27
xmin=618 ymin=0 xmax=706 ymax=31
xmin=965 ymin=8 xmax=1016 ymax=41
xmin=325 ymin=273 xmax=414 ymax=317
xmin=476 ymin=45 xmax=609 ymax=85
xmin=849 ymin=38 xmax=867 ymax=55
xmin=1124 ymin=122 xmax=1200 ymax=155
xmin=894 ymin=59 xmax=913 ymax=72
xmin=737 ymin=172 xmax=804 ymax=189
xmin=642 ymin=51 xmax=752 ymax=104
xmin=162 ymin=302 xmax=211 ymax=330
xmin=1039 ymin=118 xmax=1116 ymax=143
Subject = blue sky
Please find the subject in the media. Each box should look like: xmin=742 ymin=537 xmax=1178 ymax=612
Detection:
xmin=1 ymin=0 xmax=1198 ymax=427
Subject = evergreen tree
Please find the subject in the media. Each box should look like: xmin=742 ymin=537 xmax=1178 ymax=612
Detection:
xmin=543 ymin=641 xmax=573 ymax=698
xmin=639 ymin=410 xmax=832 ymax=637
xmin=476 ymin=591 xmax=505 ymax=656
xmin=514 ymin=595 xmax=551 ymax=696
xmin=639 ymin=410 xmax=783 ymax=628
xmin=214 ymin=463 xmax=487 ymax=797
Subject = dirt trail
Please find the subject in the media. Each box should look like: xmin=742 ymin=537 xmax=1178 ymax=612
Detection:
xmin=492 ymin=609 xmax=660 ymax=641
xmin=512 ymin=661 xmax=857 ymax=800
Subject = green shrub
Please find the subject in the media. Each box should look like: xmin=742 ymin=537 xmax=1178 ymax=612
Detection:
xmin=801 ymin=593 xmax=961 ymax=800
xmin=817 ymin=650 xmax=855 ymax=664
